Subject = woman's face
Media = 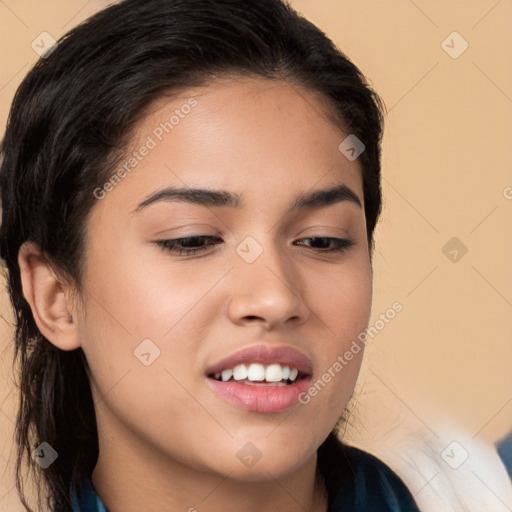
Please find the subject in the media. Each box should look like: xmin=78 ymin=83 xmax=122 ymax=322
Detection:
xmin=76 ymin=77 xmax=372 ymax=480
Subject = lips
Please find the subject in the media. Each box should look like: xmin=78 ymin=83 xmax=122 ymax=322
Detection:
xmin=205 ymin=344 xmax=313 ymax=413
xmin=205 ymin=344 xmax=313 ymax=378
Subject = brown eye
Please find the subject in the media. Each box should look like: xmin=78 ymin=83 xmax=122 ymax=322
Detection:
xmin=155 ymin=235 xmax=223 ymax=256
xmin=295 ymin=237 xmax=355 ymax=252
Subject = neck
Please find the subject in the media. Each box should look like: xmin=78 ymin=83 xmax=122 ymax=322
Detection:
xmin=91 ymin=410 xmax=328 ymax=512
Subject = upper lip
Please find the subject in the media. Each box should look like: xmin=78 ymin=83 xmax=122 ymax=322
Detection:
xmin=205 ymin=344 xmax=313 ymax=377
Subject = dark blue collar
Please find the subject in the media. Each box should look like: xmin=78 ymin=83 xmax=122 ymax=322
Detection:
xmin=72 ymin=477 xmax=108 ymax=512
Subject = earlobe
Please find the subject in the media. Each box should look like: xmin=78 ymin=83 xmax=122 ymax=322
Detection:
xmin=18 ymin=241 xmax=81 ymax=351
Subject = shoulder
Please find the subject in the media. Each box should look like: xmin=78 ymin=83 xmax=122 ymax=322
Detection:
xmin=318 ymin=433 xmax=421 ymax=512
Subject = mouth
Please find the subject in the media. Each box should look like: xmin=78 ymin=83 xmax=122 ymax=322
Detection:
xmin=205 ymin=345 xmax=313 ymax=413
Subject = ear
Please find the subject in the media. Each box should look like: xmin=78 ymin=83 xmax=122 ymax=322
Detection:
xmin=18 ymin=241 xmax=81 ymax=351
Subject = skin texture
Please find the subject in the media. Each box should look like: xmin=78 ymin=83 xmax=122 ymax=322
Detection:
xmin=18 ymin=77 xmax=373 ymax=512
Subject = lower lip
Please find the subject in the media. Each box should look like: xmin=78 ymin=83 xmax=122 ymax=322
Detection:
xmin=206 ymin=377 xmax=311 ymax=413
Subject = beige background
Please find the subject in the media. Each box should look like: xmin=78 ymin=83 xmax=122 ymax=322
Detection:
xmin=1 ymin=0 xmax=511 ymax=510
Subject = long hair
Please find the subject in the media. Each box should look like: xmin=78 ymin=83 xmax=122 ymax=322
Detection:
xmin=0 ymin=1 xmax=385 ymax=510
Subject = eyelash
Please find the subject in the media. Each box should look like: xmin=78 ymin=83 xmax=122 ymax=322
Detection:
xmin=155 ymin=235 xmax=355 ymax=256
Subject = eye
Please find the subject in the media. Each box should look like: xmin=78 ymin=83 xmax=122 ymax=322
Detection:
xmin=155 ymin=235 xmax=355 ymax=257
xmin=155 ymin=235 xmax=223 ymax=256
xmin=294 ymin=237 xmax=355 ymax=253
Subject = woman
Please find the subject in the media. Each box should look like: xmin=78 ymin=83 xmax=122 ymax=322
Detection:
xmin=0 ymin=0 xmax=421 ymax=510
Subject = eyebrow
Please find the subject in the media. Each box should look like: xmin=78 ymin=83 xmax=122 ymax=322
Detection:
xmin=133 ymin=183 xmax=362 ymax=213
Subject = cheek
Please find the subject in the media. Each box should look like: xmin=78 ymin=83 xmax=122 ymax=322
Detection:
xmin=81 ymin=237 xmax=214 ymax=338
xmin=300 ymin=259 xmax=372 ymax=409
xmin=309 ymin=257 xmax=373 ymax=342
xmin=74 ymin=262 xmax=242 ymax=475
xmin=76 ymin=243 xmax=222 ymax=405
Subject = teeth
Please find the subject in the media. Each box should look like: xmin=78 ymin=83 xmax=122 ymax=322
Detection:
xmin=214 ymin=363 xmax=301 ymax=383
xmin=247 ymin=363 xmax=265 ymax=381
xmin=265 ymin=363 xmax=283 ymax=382
xmin=221 ymin=369 xmax=233 ymax=382
xmin=233 ymin=364 xmax=248 ymax=380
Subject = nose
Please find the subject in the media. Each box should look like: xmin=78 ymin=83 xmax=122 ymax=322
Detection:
xmin=226 ymin=239 xmax=311 ymax=330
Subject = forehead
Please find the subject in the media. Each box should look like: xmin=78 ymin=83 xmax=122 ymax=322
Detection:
xmin=94 ymin=76 xmax=363 ymax=216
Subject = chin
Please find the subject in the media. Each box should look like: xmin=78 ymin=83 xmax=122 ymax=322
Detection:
xmin=221 ymin=457 xmax=311 ymax=483
xmin=209 ymin=435 xmax=319 ymax=482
